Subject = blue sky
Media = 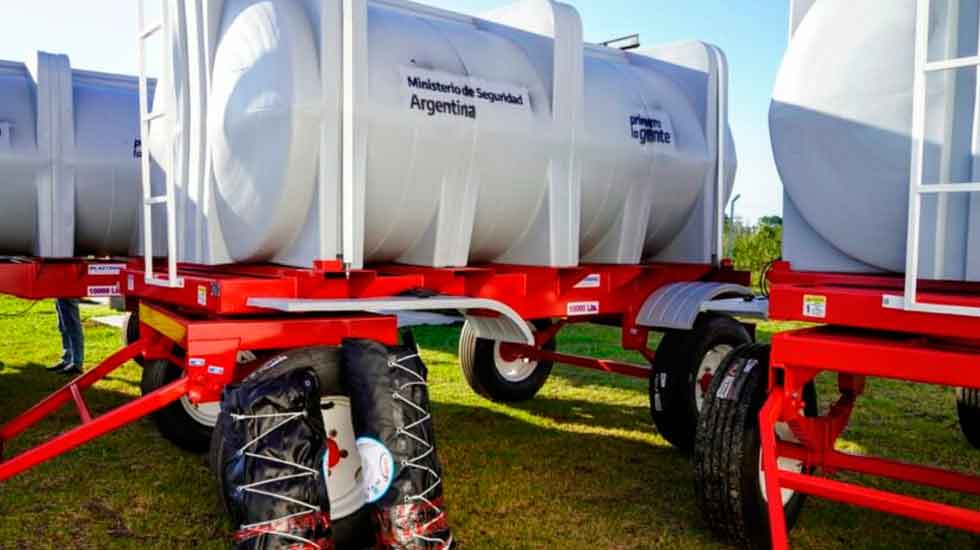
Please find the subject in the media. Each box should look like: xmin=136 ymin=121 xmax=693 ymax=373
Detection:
xmin=0 ymin=1 xmax=790 ymax=222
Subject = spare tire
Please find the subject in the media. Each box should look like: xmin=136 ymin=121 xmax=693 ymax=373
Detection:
xmin=344 ymin=336 xmax=455 ymax=549
xmin=210 ymin=347 xmax=375 ymax=550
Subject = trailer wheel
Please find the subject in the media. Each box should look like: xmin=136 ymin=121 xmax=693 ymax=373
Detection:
xmin=458 ymin=320 xmax=556 ymax=403
xmin=693 ymin=344 xmax=817 ymax=549
xmin=210 ymin=347 xmax=374 ymax=550
xmin=649 ymin=313 xmax=752 ymax=452
xmin=141 ymin=360 xmax=219 ymax=453
xmin=121 ymin=311 xmax=145 ymax=366
xmin=957 ymin=388 xmax=980 ymax=449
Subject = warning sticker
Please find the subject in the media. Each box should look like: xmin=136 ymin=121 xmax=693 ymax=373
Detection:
xmin=803 ymin=295 xmax=827 ymax=319
xmin=197 ymin=285 xmax=208 ymax=307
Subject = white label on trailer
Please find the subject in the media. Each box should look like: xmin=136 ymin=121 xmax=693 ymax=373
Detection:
xmin=574 ymin=273 xmax=602 ymax=289
xmin=87 ymin=263 xmax=126 ymax=277
xmin=207 ymin=365 xmax=225 ymax=376
xmin=197 ymin=285 xmax=208 ymax=306
xmin=567 ymin=301 xmax=600 ymax=316
xmin=189 ymin=358 xmax=206 ymax=367
xmin=127 ymin=274 xmax=135 ymax=292
xmin=803 ymin=294 xmax=827 ymax=319
xmin=87 ymin=284 xmax=120 ymax=298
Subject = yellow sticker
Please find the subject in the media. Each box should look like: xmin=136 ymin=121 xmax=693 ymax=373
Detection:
xmin=803 ymin=295 xmax=827 ymax=319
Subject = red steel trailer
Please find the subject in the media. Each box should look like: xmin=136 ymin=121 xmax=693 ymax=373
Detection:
xmin=694 ymin=261 xmax=980 ymax=549
xmin=0 ymin=256 xmax=753 ymax=487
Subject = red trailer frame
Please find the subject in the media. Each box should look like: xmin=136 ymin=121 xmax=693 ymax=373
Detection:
xmin=759 ymin=261 xmax=980 ymax=548
xmin=0 ymin=257 xmax=749 ymax=483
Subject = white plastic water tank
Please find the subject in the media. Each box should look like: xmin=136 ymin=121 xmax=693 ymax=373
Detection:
xmin=773 ymin=0 xmax=980 ymax=280
xmin=0 ymin=52 xmax=145 ymax=257
xmin=152 ymin=0 xmax=735 ymax=269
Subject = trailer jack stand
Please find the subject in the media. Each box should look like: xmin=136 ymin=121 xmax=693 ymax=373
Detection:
xmin=0 ymin=340 xmax=188 ymax=483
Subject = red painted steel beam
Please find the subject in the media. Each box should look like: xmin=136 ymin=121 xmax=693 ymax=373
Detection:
xmin=775 ymin=441 xmax=980 ymax=496
xmin=0 ymin=259 xmax=128 ymax=300
xmin=767 ymin=261 xmax=980 ymax=339
xmin=502 ymin=344 xmax=652 ymax=379
xmin=0 ymin=378 xmax=188 ymax=483
xmin=771 ymin=327 xmax=980 ymax=389
xmin=779 ymin=471 xmax=980 ymax=535
xmin=759 ymin=391 xmax=791 ymax=550
xmin=124 ymin=262 xmax=748 ymax=319
xmin=69 ymin=385 xmax=92 ymax=425
xmin=0 ymin=341 xmax=145 ymax=442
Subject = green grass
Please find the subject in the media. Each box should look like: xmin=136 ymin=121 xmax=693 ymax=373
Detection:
xmin=0 ymin=296 xmax=977 ymax=549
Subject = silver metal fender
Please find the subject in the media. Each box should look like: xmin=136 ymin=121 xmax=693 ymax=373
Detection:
xmin=636 ymin=282 xmax=758 ymax=331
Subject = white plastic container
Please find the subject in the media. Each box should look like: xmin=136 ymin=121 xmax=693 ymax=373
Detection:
xmin=774 ymin=0 xmax=980 ymax=280
xmin=150 ymin=0 xmax=735 ymax=269
xmin=0 ymin=52 xmax=145 ymax=257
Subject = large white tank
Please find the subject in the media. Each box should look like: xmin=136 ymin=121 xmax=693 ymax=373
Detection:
xmin=773 ymin=0 xmax=980 ymax=280
xmin=151 ymin=0 xmax=736 ymax=269
xmin=0 ymin=52 xmax=144 ymax=257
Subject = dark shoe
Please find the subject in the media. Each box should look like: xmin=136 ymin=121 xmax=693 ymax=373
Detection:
xmin=47 ymin=361 xmax=70 ymax=372
xmin=57 ymin=364 xmax=82 ymax=376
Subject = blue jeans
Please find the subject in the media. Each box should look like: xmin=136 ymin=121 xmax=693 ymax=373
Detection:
xmin=55 ymin=299 xmax=84 ymax=367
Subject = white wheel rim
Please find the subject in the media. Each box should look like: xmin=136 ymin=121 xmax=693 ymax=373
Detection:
xmin=180 ymin=396 xmax=220 ymax=427
xmin=176 ymin=351 xmax=255 ymax=427
xmin=758 ymin=422 xmax=805 ymax=506
xmin=694 ymin=344 xmax=734 ymax=413
xmin=493 ymin=341 xmax=539 ymax=383
xmin=321 ymin=396 xmax=366 ymax=520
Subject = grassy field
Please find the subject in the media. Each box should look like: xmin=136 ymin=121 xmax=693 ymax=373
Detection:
xmin=0 ymin=295 xmax=978 ymax=549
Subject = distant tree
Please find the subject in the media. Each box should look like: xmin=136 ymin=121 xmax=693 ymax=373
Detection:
xmin=726 ymin=219 xmax=783 ymax=291
xmin=759 ymin=215 xmax=783 ymax=227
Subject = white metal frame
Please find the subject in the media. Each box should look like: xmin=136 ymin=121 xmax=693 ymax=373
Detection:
xmin=246 ymin=295 xmax=536 ymax=345
xmin=896 ymin=0 xmax=980 ymax=316
xmin=137 ymin=0 xmax=183 ymax=288
xmin=712 ymin=45 xmax=730 ymax=266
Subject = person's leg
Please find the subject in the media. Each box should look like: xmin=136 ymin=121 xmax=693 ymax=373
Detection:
xmin=55 ymin=299 xmax=71 ymax=364
xmin=50 ymin=299 xmax=73 ymax=371
xmin=53 ymin=299 xmax=84 ymax=373
xmin=63 ymin=299 xmax=84 ymax=368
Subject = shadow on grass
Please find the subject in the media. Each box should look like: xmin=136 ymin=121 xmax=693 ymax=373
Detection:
xmin=2 ymin=349 xmax=977 ymax=549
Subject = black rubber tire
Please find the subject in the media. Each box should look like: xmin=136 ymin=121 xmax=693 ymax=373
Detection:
xmin=693 ymin=344 xmax=817 ymax=549
xmin=122 ymin=311 xmax=145 ymax=366
xmin=957 ymin=388 xmax=980 ymax=449
xmin=458 ymin=320 xmax=556 ymax=403
xmin=208 ymin=347 xmax=375 ymax=549
xmin=141 ymin=359 xmax=214 ymax=453
xmin=649 ymin=313 xmax=752 ymax=452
